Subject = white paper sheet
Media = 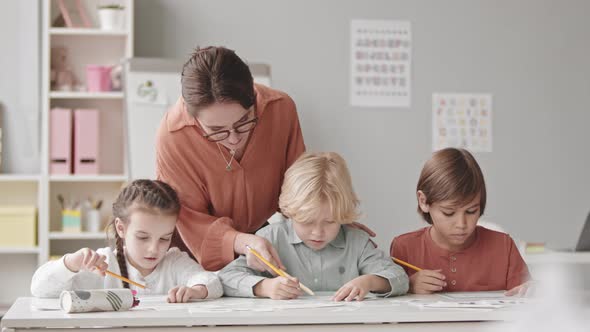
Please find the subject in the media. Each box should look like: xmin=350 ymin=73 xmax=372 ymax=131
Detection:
xmin=350 ymin=20 xmax=412 ymax=108
xmin=417 ymin=291 xmax=529 ymax=310
xmin=409 ymin=301 xmax=503 ymax=309
xmin=134 ymin=295 xmax=209 ymax=311
xmin=438 ymin=291 xmax=510 ymax=300
xmin=135 ymin=294 xmax=390 ymax=313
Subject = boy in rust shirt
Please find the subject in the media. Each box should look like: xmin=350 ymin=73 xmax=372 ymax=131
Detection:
xmin=391 ymin=148 xmax=531 ymax=296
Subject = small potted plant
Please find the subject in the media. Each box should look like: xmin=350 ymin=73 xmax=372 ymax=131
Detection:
xmin=97 ymin=4 xmax=125 ymax=31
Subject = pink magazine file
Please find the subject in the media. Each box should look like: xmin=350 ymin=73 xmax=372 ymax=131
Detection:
xmin=73 ymin=109 xmax=99 ymax=174
xmin=50 ymin=108 xmax=72 ymax=174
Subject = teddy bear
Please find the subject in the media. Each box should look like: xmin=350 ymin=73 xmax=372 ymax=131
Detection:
xmin=50 ymin=46 xmax=78 ymax=91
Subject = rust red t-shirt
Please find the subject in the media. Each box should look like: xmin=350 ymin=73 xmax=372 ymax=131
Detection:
xmin=390 ymin=226 xmax=530 ymax=291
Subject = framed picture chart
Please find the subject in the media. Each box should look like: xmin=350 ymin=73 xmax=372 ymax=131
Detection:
xmin=350 ymin=20 xmax=412 ymax=108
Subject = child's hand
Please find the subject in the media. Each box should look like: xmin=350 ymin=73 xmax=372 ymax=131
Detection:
xmin=254 ymin=276 xmax=302 ymax=300
xmin=64 ymin=248 xmax=108 ymax=276
xmin=167 ymin=285 xmax=208 ymax=303
xmin=409 ymin=269 xmax=446 ymax=294
xmin=505 ymin=281 xmax=535 ymax=297
xmin=332 ymin=275 xmax=372 ymax=302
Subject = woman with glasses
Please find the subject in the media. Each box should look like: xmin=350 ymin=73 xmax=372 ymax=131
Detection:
xmin=155 ymin=46 xmax=305 ymax=272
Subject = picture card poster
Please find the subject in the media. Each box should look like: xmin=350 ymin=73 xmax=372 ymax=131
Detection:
xmin=432 ymin=93 xmax=493 ymax=152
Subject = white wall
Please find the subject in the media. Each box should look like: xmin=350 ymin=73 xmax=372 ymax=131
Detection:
xmin=134 ymin=0 xmax=590 ymax=251
xmin=0 ymin=0 xmax=40 ymax=174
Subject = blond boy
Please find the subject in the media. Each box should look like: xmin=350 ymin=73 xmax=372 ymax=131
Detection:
xmin=219 ymin=152 xmax=408 ymax=301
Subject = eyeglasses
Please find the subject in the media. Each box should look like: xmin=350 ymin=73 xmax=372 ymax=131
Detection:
xmin=202 ymin=116 xmax=258 ymax=142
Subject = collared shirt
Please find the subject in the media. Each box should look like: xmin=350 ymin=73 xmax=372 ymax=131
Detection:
xmin=219 ymin=219 xmax=409 ymax=297
xmin=390 ymin=226 xmax=531 ymax=292
xmin=30 ymin=247 xmax=223 ymax=299
xmin=156 ymin=84 xmax=305 ymax=271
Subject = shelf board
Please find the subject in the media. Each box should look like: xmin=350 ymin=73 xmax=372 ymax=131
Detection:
xmin=0 ymin=174 xmax=40 ymax=182
xmin=49 ymin=91 xmax=124 ymax=99
xmin=49 ymin=175 xmax=128 ymax=182
xmin=49 ymin=28 xmax=128 ymax=36
xmin=0 ymin=247 xmax=40 ymax=254
xmin=49 ymin=232 xmax=107 ymax=240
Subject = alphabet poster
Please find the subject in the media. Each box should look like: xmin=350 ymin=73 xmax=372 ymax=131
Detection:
xmin=350 ymin=20 xmax=411 ymax=108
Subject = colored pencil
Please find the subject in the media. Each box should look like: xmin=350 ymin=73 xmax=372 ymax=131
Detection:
xmin=391 ymin=257 xmax=423 ymax=272
xmin=105 ymin=270 xmax=146 ymax=289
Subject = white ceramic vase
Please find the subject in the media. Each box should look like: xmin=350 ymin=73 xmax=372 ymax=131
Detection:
xmin=97 ymin=8 xmax=125 ymax=31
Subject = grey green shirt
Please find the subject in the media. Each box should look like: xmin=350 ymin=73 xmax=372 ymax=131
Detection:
xmin=219 ymin=219 xmax=409 ymax=297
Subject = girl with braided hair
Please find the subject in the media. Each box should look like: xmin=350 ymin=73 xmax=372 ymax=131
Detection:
xmin=31 ymin=179 xmax=222 ymax=302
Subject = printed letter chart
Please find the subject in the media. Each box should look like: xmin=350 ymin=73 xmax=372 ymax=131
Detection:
xmin=432 ymin=93 xmax=493 ymax=152
xmin=350 ymin=20 xmax=411 ymax=108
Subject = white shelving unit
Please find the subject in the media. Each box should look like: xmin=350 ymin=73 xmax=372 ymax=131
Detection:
xmin=38 ymin=0 xmax=134 ymax=265
xmin=0 ymin=0 xmax=134 ymax=307
xmin=39 ymin=0 xmax=134 ymax=263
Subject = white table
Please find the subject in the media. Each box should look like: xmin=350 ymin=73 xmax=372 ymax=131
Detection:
xmin=1 ymin=294 xmax=527 ymax=332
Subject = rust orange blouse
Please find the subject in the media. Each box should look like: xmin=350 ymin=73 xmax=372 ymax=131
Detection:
xmin=156 ymin=84 xmax=305 ymax=270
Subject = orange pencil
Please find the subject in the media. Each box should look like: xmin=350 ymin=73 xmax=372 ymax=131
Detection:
xmin=391 ymin=257 xmax=423 ymax=272
xmin=105 ymin=270 xmax=146 ymax=289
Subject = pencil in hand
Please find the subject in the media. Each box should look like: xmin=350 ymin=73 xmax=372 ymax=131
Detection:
xmin=246 ymin=245 xmax=315 ymax=296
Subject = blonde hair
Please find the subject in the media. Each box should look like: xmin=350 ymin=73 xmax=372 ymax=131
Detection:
xmin=279 ymin=152 xmax=360 ymax=224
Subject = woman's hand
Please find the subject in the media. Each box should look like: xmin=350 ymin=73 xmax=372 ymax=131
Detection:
xmin=346 ymin=222 xmax=377 ymax=246
xmin=64 ymin=248 xmax=108 ymax=276
xmin=346 ymin=222 xmax=376 ymax=237
xmin=234 ymin=233 xmax=285 ymax=274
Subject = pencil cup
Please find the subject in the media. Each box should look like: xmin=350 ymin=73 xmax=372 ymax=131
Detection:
xmin=85 ymin=209 xmax=102 ymax=233
xmin=86 ymin=65 xmax=112 ymax=92
xmin=60 ymin=289 xmax=139 ymax=313
xmin=62 ymin=209 xmax=81 ymax=233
